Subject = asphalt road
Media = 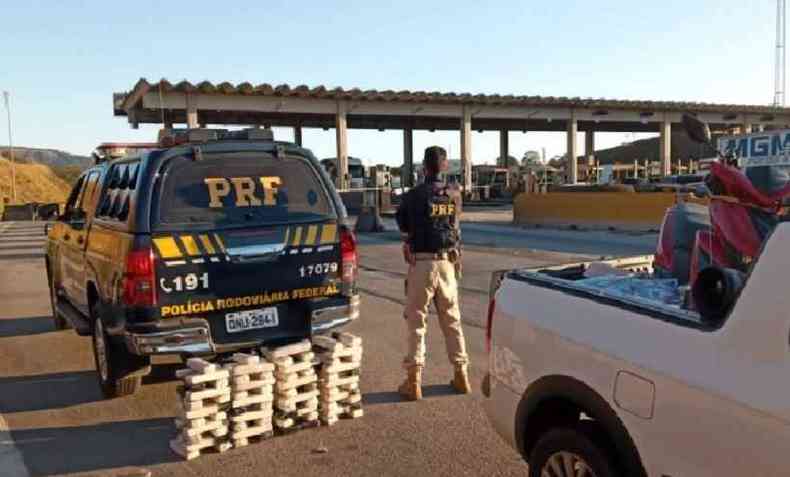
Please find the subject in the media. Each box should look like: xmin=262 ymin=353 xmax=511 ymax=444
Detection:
xmin=0 ymin=220 xmax=652 ymax=476
xmin=458 ymin=222 xmax=656 ymax=256
xmin=376 ymin=208 xmax=658 ymax=257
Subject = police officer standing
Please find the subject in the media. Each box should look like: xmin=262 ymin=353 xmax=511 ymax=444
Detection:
xmin=395 ymin=146 xmax=471 ymax=401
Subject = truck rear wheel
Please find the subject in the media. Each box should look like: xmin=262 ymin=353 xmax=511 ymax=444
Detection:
xmin=92 ymin=316 xmax=148 ymax=398
xmin=529 ymin=423 xmax=618 ymax=477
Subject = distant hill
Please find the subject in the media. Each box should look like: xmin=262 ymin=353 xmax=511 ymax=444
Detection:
xmin=0 ymin=146 xmax=92 ymax=187
xmin=0 ymin=158 xmax=72 ymax=205
xmin=590 ymin=132 xmax=717 ymax=165
xmin=0 ymin=146 xmax=92 ymax=169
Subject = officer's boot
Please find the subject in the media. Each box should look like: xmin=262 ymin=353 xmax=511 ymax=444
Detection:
xmin=398 ymin=366 xmax=423 ymax=401
xmin=451 ymin=364 xmax=472 ymax=394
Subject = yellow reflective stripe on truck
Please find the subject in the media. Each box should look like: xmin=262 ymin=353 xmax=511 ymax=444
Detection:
xmin=153 ymin=234 xmax=230 ymax=266
xmin=153 ymin=224 xmax=337 ymax=265
xmin=198 ymin=234 xmax=216 ymax=255
xmin=179 ymin=235 xmax=201 ymax=256
xmin=304 ymin=225 xmax=318 ymax=246
xmin=290 ymin=226 xmax=303 ymax=247
xmin=319 ymin=223 xmax=337 ymax=244
xmin=153 ymin=237 xmax=183 ymax=259
xmin=213 ymin=234 xmax=227 ymax=253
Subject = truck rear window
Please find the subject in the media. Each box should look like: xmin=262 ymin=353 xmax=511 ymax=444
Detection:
xmin=155 ymin=153 xmax=335 ymax=228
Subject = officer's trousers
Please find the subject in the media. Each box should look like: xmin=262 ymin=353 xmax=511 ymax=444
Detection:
xmin=402 ymin=259 xmax=469 ymax=369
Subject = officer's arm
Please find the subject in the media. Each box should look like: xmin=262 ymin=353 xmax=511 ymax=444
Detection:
xmin=395 ymin=192 xmax=415 ymax=265
xmin=450 ymin=186 xmax=463 ymax=232
xmin=395 ymin=192 xmax=411 ymax=242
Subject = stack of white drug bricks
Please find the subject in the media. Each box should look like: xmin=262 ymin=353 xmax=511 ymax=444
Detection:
xmin=171 ymin=358 xmax=232 ymax=460
xmin=263 ymin=340 xmax=320 ymax=431
xmin=225 ymin=353 xmax=275 ymax=448
xmin=313 ymin=332 xmax=364 ymax=426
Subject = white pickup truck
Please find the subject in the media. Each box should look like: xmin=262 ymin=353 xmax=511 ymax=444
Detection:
xmin=483 ymin=223 xmax=790 ymax=477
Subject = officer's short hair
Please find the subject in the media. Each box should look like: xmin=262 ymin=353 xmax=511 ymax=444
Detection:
xmin=423 ymin=146 xmax=448 ymax=175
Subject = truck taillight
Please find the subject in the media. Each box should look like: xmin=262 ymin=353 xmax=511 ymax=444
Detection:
xmin=340 ymin=228 xmax=358 ymax=295
xmin=123 ymin=248 xmax=157 ymax=307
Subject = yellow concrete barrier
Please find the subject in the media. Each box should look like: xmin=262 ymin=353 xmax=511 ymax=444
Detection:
xmin=513 ymin=192 xmax=693 ymax=230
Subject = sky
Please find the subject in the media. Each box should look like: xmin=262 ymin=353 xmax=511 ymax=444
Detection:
xmin=0 ymin=0 xmax=781 ymax=167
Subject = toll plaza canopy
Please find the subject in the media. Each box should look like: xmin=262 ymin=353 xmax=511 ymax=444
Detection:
xmin=114 ymin=78 xmax=790 ymax=188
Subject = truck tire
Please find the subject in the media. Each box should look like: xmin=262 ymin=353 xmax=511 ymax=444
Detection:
xmin=92 ymin=316 xmax=147 ymax=398
xmin=528 ymin=423 xmax=618 ymax=477
xmin=48 ymin=272 xmax=70 ymax=330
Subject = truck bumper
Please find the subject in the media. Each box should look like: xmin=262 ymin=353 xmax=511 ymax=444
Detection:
xmin=124 ymin=319 xmax=213 ymax=355
xmin=311 ymin=294 xmax=360 ymax=333
xmin=124 ymin=295 xmax=360 ymax=355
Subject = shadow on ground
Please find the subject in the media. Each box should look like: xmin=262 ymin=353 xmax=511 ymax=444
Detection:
xmin=0 ymin=253 xmax=45 ymax=261
xmin=0 ymin=371 xmax=102 ymax=413
xmin=421 ymin=383 xmax=457 ymax=398
xmin=362 ymin=391 xmax=401 ymax=406
xmin=0 ymin=316 xmax=57 ymax=338
xmin=143 ymin=362 xmax=182 ymax=385
xmin=363 ymin=384 xmax=457 ymax=406
xmin=9 ymin=418 xmax=177 ymax=476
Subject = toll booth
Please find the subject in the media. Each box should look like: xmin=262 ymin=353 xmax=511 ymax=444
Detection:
xmin=472 ymin=165 xmax=510 ymax=199
xmin=370 ymin=164 xmax=393 ymax=214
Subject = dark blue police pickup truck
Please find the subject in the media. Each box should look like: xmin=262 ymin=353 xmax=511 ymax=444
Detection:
xmin=46 ymin=128 xmax=359 ymax=398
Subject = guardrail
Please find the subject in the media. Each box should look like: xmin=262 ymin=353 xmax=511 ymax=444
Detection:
xmin=0 ymin=202 xmax=61 ymax=221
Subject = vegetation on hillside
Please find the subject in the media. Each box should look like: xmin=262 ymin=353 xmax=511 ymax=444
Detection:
xmin=50 ymin=165 xmax=84 ymax=186
xmin=591 ymin=132 xmax=716 ymax=165
xmin=0 ymin=158 xmax=72 ymax=206
xmin=0 ymin=147 xmax=92 ymax=169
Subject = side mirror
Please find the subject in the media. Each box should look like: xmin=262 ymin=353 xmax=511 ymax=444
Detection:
xmin=682 ymin=114 xmax=712 ymax=144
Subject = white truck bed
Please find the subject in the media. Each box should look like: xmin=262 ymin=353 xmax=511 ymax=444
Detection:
xmin=511 ymin=255 xmax=704 ymax=327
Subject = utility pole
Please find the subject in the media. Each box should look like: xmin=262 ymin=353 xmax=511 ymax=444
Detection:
xmin=775 ymin=0 xmax=787 ymax=106
xmin=3 ymin=91 xmax=16 ymax=203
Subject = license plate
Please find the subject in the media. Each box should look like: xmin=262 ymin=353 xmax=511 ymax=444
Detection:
xmin=225 ymin=307 xmax=279 ymax=333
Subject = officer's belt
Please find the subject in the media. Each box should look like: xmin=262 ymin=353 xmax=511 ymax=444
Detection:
xmin=414 ymin=252 xmax=451 ymax=261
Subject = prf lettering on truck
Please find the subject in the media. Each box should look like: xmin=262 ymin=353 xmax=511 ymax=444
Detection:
xmin=203 ymin=176 xmax=282 ymax=208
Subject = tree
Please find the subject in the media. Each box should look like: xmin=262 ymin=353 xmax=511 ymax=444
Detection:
xmin=522 ymin=150 xmax=542 ymax=166
xmin=492 ymin=155 xmax=520 ymax=167
xmin=548 ymin=155 xmax=566 ymax=168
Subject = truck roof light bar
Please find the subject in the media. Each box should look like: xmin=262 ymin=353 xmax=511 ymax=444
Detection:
xmin=222 ymin=128 xmax=275 ymax=141
xmin=187 ymin=129 xmax=221 ymax=142
xmin=158 ymin=128 xmax=274 ymax=147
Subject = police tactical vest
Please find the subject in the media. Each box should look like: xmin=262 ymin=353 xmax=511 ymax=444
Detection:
xmin=410 ymin=182 xmax=459 ymax=253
